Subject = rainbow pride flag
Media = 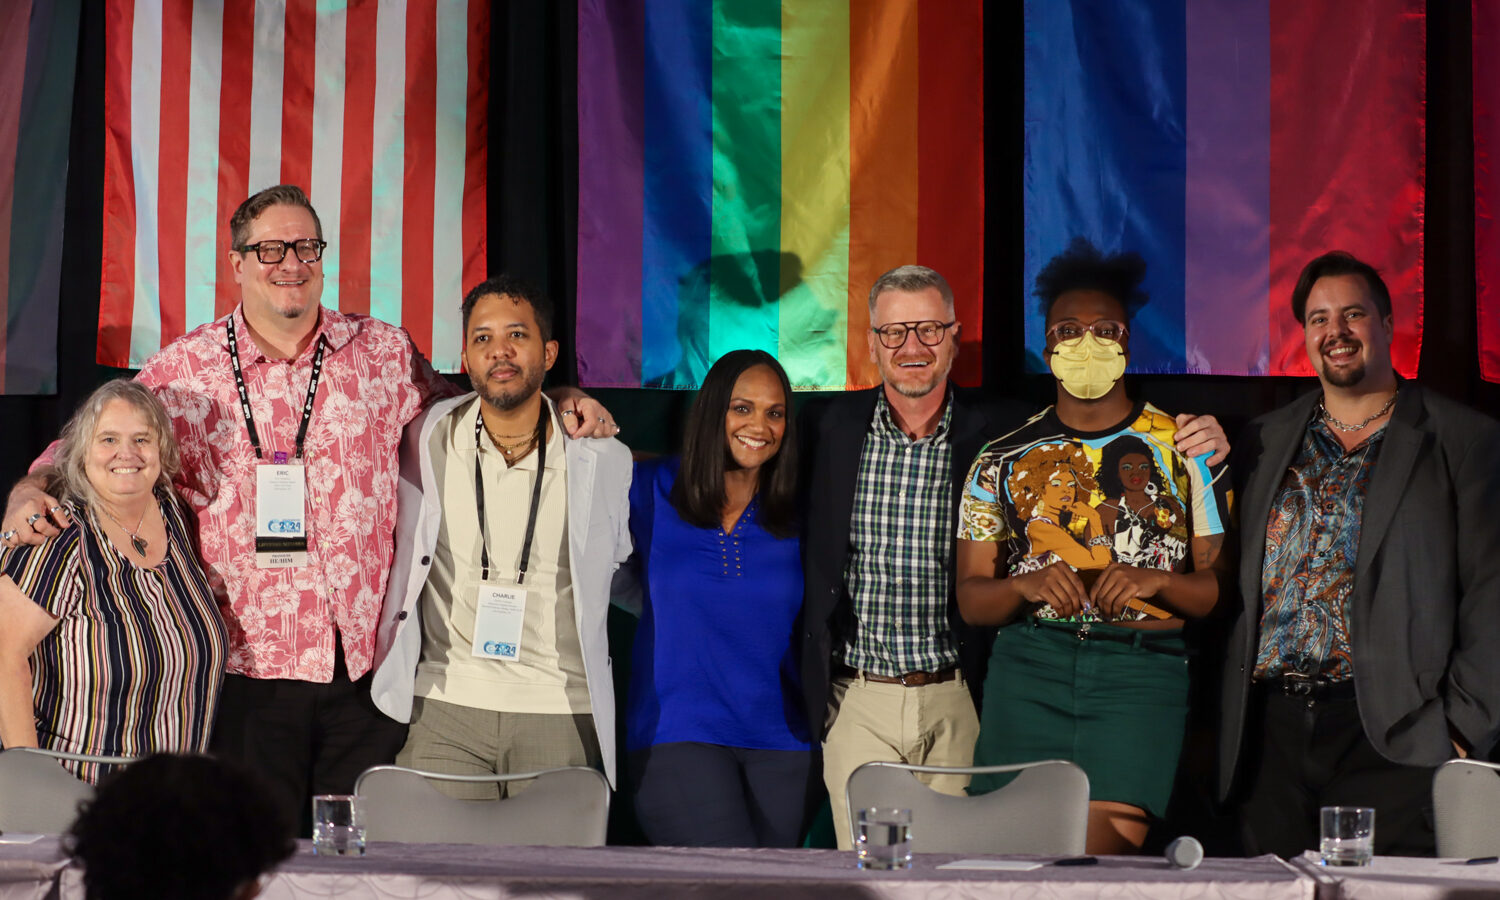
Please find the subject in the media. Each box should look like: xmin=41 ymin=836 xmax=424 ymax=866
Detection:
xmin=576 ymin=0 xmax=984 ymax=391
xmin=1024 ymin=0 xmax=1425 ymax=377
xmin=0 ymin=0 xmax=79 ymax=395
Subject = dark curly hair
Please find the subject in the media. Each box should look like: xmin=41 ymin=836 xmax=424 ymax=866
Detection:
xmin=67 ymin=754 xmax=295 ymax=900
xmin=1033 ymin=236 xmax=1149 ymax=321
xmin=461 ymin=274 xmax=555 ymax=344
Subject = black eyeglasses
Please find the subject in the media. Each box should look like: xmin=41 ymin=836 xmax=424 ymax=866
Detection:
xmin=1046 ymin=320 xmax=1128 ymax=343
xmin=871 ymin=319 xmax=956 ymax=349
xmin=238 ymin=238 xmax=328 ymax=265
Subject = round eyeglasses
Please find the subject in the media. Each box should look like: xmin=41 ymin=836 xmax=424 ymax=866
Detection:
xmin=871 ymin=319 xmax=956 ymax=349
xmin=1046 ymin=320 xmax=1128 ymax=343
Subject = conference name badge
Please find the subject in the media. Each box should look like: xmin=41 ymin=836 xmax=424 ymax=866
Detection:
xmin=471 ymin=583 xmax=527 ymax=661
xmin=255 ymin=464 xmax=308 ymax=568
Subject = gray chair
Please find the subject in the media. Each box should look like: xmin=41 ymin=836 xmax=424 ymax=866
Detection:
xmin=354 ymin=764 xmax=611 ymax=846
xmin=845 ymin=759 xmax=1089 ymax=854
xmin=1434 ymin=758 xmax=1500 ymax=858
xmin=0 ymin=748 xmax=135 ymax=834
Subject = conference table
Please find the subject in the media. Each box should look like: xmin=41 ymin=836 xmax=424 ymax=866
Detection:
xmin=7 ymin=837 xmax=1500 ymax=899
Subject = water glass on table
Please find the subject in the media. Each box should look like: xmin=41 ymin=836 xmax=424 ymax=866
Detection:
xmin=857 ymin=807 xmax=913 ymax=870
xmin=312 ymin=794 xmax=367 ymax=857
xmin=1320 ymin=806 xmax=1374 ymax=866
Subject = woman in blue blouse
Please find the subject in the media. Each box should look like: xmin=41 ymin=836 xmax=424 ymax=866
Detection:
xmin=623 ymin=349 xmax=816 ymax=847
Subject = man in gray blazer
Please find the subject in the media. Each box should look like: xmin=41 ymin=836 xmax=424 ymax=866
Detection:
xmin=370 ymin=276 xmax=632 ymax=797
xmin=1221 ymin=251 xmax=1500 ymax=856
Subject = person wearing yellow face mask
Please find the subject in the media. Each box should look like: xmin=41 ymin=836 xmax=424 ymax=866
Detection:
xmin=953 ymin=237 xmax=1235 ymax=855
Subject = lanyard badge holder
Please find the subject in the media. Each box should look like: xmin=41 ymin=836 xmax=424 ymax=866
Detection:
xmin=229 ymin=318 xmax=325 ymax=569
xmin=469 ymin=403 xmax=548 ymax=662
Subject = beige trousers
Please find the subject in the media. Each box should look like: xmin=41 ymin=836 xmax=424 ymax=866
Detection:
xmin=396 ymin=696 xmax=601 ymax=800
xmin=821 ymin=673 xmax=980 ymax=849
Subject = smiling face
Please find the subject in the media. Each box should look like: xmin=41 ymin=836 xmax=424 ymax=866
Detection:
xmin=723 ymin=364 xmax=787 ymax=477
xmin=463 ymin=292 xmax=559 ymax=412
xmin=228 ymin=204 xmax=324 ymax=328
xmin=867 ymin=286 xmax=959 ymax=398
xmin=1302 ymin=274 xmax=1393 ymax=389
xmin=86 ymin=398 xmax=162 ymax=510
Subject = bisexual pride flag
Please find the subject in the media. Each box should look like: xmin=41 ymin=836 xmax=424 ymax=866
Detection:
xmin=1025 ymin=0 xmax=1425 ymax=377
xmin=576 ymin=0 xmax=984 ymax=390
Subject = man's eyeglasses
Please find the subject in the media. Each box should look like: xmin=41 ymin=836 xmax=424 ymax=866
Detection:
xmin=237 ymin=238 xmax=328 ymax=265
xmin=1046 ymin=320 xmax=1128 ymax=343
xmin=871 ymin=319 xmax=956 ymax=349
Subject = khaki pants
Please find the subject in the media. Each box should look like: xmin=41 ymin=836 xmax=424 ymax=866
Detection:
xmin=822 ymin=673 xmax=980 ymax=849
xmin=396 ymin=696 xmax=601 ymax=800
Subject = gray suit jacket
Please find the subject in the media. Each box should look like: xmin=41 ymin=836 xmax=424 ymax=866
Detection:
xmin=1219 ymin=383 xmax=1500 ymax=801
xmin=369 ymin=393 xmax=633 ymax=785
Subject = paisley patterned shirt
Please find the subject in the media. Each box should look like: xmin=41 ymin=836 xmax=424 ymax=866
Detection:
xmin=1254 ymin=416 xmax=1385 ymax=681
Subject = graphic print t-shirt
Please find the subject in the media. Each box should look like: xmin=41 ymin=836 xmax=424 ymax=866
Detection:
xmin=957 ymin=401 xmax=1232 ymax=622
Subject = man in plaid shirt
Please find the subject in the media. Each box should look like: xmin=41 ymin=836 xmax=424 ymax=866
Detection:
xmin=799 ymin=265 xmax=1228 ymax=848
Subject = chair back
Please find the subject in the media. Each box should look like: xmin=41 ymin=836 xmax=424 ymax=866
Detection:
xmin=845 ymin=759 xmax=1088 ymax=854
xmin=355 ymin=765 xmax=610 ymax=846
xmin=0 ymin=748 xmax=133 ymax=834
xmin=1434 ymin=758 xmax=1500 ymax=857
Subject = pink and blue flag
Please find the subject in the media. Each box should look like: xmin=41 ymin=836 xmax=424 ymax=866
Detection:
xmin=1024 ymin=0 xmax=1425 ymax=377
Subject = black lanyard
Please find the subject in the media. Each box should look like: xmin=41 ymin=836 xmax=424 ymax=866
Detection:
xmin=227 ymin=316 xmax=324 ymax=460
xmin=473 ymin=401 xmax=549 ymax=585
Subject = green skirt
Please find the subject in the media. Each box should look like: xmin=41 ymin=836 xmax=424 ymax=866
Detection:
xmin=968 ymin=618 xmax=1189 ymax=818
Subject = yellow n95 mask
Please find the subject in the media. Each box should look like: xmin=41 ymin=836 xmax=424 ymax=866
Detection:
xmin=1048 ymin=333 xmax=1126 ymax=400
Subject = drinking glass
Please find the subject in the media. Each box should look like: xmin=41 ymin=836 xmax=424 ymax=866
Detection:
xmin=856 ymin=807 xmax=913 ymax=870
xmin=1319 ymin=806 xmax=1374 ymax=866
xmin=312 ymin=794 xmax=367 ymax=857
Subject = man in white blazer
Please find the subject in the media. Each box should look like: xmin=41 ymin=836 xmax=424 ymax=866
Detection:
xmin=370 ymin=275 xmax=632 ymax=796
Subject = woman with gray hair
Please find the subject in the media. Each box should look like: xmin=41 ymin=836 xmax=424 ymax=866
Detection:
xmin=0 ymin=380 xmax=226 ymax=783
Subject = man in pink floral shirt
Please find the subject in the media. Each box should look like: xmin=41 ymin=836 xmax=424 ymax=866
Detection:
xmin=2 ymin=185 xmax=617 ymax=829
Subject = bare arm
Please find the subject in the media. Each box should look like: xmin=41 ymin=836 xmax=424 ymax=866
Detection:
xmin=1090 ymin=532 xmax=1230 ymax=620
xmin=956 ymin=539 xmax=1091 ymax=625
xmin=0 ymin=575 xmax=59 ymax=748
xmin=2 ymin=467 xmax=69 ymax=548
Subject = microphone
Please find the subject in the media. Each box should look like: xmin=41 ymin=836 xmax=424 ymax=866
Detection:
xmin=1164 ymin=836 xmax=1204 ymax=870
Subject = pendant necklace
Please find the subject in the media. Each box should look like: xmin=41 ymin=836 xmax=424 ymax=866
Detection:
xmin=101 ymin=503 xmax=151 ymax=557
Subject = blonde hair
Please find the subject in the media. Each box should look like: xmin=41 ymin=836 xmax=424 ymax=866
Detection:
xmin=53 ymin=380 xmax=180 ymax=510
xmin=1007 ymin=442 xmax=1097 ymax=514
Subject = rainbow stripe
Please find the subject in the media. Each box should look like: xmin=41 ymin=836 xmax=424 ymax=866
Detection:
xmin=576 ymin=0 xmax=984 ymax=390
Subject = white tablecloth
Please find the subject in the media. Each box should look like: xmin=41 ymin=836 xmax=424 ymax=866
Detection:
xmin=1289 ymin=852 xmax=1500 ymax=899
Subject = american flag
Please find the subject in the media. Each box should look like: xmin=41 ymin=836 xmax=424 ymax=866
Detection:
xmin=100 ymin=0 xmax=488 ymax=372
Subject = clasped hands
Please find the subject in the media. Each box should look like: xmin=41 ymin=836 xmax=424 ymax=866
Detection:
xmin=1012 ymin=560 xmax=1170 ymax=620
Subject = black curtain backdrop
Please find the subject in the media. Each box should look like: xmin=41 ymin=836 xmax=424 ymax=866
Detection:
xmin=0 ymin=0 xmax=1489 ymax=850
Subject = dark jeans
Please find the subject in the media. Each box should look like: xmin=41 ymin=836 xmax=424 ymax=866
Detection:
xmin=210 ymin=643 xmax=408 ymax=836
xmin=629 ymin=742 xmax=819 ymax=848
xmin=1238 ymin=684 xmax=1438 ymax=857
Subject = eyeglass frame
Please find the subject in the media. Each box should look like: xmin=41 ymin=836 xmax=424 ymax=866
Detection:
xmin=870 ymin=319 xmax=957 ymax=349
xmin=236 ymin=238 xmax=329 ymax=265
xmin=1045 ymin=319 xmax=1130 ymax=344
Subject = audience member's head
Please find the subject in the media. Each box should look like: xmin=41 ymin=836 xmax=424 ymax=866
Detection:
xmin=67 ymin=754 xmax=295 ymax=900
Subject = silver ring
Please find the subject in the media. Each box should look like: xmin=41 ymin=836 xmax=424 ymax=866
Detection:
xmin=47 ymin=506 xmax=64 ymax=514
xmin=598 ymin=417 xmax=607 ymax=425
xmin=1 ymin=530 xmax=16 ymax=542
xmin=561 ymin=410 xmax=579 ymax=418
xmin=25 ymin=512 xmax=43 ymax=526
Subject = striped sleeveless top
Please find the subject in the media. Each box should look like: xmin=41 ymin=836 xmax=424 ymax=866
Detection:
xmin=1 ymin=491 xmax=227 ymax=783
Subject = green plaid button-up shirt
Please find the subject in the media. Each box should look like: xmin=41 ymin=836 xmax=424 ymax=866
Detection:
xmin=841 ymin=391 xmax=962 ymax=676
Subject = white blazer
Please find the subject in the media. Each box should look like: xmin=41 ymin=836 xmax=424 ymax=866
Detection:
xmin=370 ymin=393 xmax=633 ymax=785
